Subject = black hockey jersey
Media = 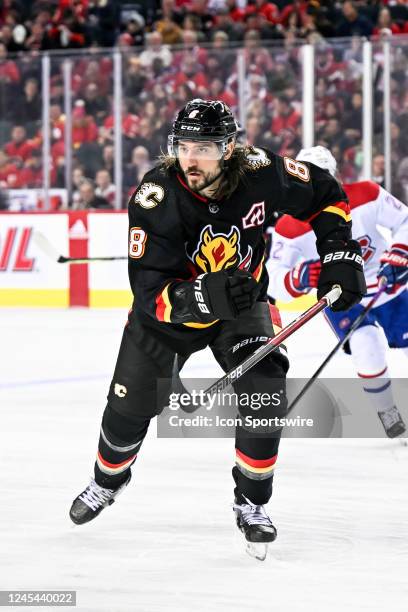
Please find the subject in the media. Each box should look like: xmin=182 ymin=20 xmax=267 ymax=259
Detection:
xmin=127 ymin=147 xmax=350 ymax=338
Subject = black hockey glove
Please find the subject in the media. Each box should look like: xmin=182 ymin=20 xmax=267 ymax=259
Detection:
xmin=192 ymin=269 xmax=260 ymax=321
xmin=317 ymin=239 xmax=366 ymax=311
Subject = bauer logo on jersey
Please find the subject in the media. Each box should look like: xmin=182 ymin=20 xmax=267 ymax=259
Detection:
xmin=242 ymin=202 xmax=265 ymax=229
xmin=134 ymin=182 xmax=165 ymax=209
xmin=189 ymin=225 xmax=252 ymax=273
xmin=245 ymin=147 xmax=271 ymax=170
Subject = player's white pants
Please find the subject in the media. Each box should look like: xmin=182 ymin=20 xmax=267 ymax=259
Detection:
xmin=349 ymin=325 xmax=394 ymax=413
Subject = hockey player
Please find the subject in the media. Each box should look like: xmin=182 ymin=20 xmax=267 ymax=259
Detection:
xmin=69 ymin=101 xmax=365 ymax=555
xmin=267 ymin=145 xmax=408 ymax=438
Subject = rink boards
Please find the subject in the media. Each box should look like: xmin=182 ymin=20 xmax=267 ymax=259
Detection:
xmin=0 ymin=211 xmax=314 ymax=310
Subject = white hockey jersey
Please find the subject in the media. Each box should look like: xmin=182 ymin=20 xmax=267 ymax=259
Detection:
xmin=267 ymin=181 xmax=408 ymax=307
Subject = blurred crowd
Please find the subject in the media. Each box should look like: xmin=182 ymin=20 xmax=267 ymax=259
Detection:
xmin=0 ymin=0 xmax=407 ymax=209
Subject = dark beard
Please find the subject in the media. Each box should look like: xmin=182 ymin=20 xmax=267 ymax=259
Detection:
xmin=183 ymin=165 xmax=224 ymax=194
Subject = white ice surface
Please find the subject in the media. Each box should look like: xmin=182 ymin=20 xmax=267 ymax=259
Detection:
xmin=0 ymin=308 xmax=407 ymax=612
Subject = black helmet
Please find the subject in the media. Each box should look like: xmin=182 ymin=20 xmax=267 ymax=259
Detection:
xmin=168 ymin=99 xmax=239 ymax=158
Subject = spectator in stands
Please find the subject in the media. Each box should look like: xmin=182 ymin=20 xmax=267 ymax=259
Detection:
xmin=318 ymin=118 xmax=354 ymax=152
xmin=184 ymin=0 xmax=215 ymax=39
xmin=49 ymin=102 xmax=65 ymax=140
xmin=121 ymin=10 xmax=145 ymax=47
xmin=74 ymin=178 xmax=112 ymax=210
xmin=0 ymin=22 xmax=26 ymax=52
xmin=11 ymin=77 xmax=41 ymax=126
xmin=43 ymin=7 xmax=90 ymax=50
xmin=123 ymin=56 xmax=148 ymax=100
xmin=77 ymin=59 xmax=111 ymax=98
xmin=245 ymin=115 xmax=262 ymax=147
xmin=71 ymin=165 xmax=87 ymax=208
xmin=270 ymin=95 xmax=301 ymax=135
xmin=123 ymin=145 xmax=152 ymax=192
xmin=83 ymin=82 xmax=109 ymax=125
xmin=244 ymin=9 xmax=283 ymax=41
xmin=208 ymin=76 xmax=237 ymax=108
xmin=0 ymin=149 xmax=19 ymax=189
xmin=101 ymin=143 xmax=114 ymax=177
xmin=153 ymin=0 xmax=183 ymax=45
xmin=243 ymin=29 xmax=274 ymax=72
xmin=71 ymin=99 xmax=98 ymax=149
xmin=24 ymin=20 xmax=46 ymax=51
xmin=248 ymin=0 xmax=280 ymax=25
xmin=343 ymin=91 xmax=363 ymax=139
xmin=373 ymin=7 xmax=402 ymax=37
xmin=101 ymin=99 xmax=140 ymax=158
xmin=139 ymin=31 xmax=172 ymax=69
xmin=182 ymin=13 xmax=203 ymax=39
xmin=245 ymin=73 xmax=268 ymax=108
xmin=174 ymin=29 xmax=208 ymax=67
xmin=131 ymin=116 xmax=163 ymax=159
xmin=212 ymin=6 xmax=243 ymax=41
xmin=336 ymin=1 xmax=373 ymax=38
xmin=372 ymin=154 xmax=385 ymax=187
xmin=4 ymin=125 xmax=37 ymax=162
xmin=95 ymin=168 xmax=115 ymax=207
xmin=279 ymin=0 xmax=309 ymax=29
xmin=17 ymin=147 xmax=43 ymax=188
xmin=87 ymin=0 xmax=119 ymax=48
xmin=0 ymin=40 xmax=19 ymax=85
xmin=397 ymin=157 xmax=408 ymax=203
xmin=245 ymin=115 xmax=274 ymax=150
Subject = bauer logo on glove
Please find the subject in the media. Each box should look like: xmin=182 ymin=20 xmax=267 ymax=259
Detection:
xmin=322 ymin=251 xmax=364 ymax=265
xmin=317 ymin=239 xmax=367 ymax=311
xmin=377 ymin=244 xmax=408 ymax=294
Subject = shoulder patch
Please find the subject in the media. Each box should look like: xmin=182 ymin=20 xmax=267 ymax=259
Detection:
xmin=245 ymin=147 xmax=271 ymax=170
xmin=134 ymin=182 xmax=165 ymax=209
xmin=275 ymin=214 xmax=312 ymax=239
xmin=344 ymin=181 xmax=380 ymax=210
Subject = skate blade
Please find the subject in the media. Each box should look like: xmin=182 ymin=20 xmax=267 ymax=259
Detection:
xmin=246 ymin=541 xmax=268 ymax=561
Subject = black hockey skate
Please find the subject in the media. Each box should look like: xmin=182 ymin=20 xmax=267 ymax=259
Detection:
xmin=378 ymin=406 xmax=406 ymax=439
xmin=233 ymin=493 xmax=277 ymax=561
xmin=69 ymin=474 xmax=131 ymax=525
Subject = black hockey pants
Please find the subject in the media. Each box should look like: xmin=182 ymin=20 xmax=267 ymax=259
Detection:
xmin=94 ymin=302 xmax=289 ymax=505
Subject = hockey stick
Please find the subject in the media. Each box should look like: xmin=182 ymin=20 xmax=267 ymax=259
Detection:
xmin=32 ymin=230 xmax=127 ymax=263
xmin=200 ymin=285 xmax=341 ymax=399
xmin=286 ymin=278 xmax=388 ymax=413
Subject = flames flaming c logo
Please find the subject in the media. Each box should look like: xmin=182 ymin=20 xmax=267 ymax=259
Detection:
xmin=189 ymin=225 xmax=252 ymax=273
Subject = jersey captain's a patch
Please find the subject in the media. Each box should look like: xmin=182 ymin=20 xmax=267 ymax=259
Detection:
xmin=245 ymin=147 xmax=271 ymax=170
xmin=242 ymin=202 xmax=265 ymax=229
xmin=134 ymin=182 xmax=165 ymax=209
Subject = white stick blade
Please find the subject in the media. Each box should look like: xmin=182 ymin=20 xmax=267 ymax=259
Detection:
xmin=32 ymin=230 xmax=61 ymax=261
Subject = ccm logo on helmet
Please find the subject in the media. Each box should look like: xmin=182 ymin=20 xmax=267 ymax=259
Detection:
xmin=323 ymin=251 xmax=364 ymax=265
xmin=181 ymin=125 xmax=200 ymax=131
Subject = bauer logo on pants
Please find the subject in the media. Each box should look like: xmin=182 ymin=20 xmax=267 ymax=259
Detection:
xmin=114 ymin=383 xmax=127 ymax=398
